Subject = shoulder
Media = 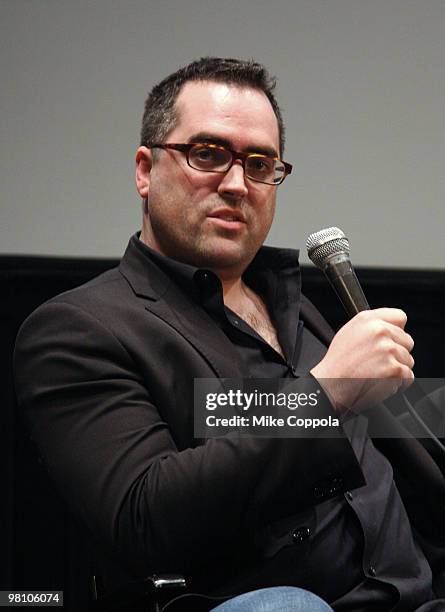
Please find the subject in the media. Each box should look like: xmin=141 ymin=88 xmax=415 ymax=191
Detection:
xmin=13 ymin=265 xmax=147 ymax=379
xmin=17 ymin=265 xmax=141 ymax=336
xmin=45 ymin=266 xmax=131 ymax=310
xmin=13 ymin=267 xmax=147 ymax=407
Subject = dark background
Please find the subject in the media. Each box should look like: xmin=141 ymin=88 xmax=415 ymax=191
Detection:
xmin=2 ymin=255 xmax=445 ymax=610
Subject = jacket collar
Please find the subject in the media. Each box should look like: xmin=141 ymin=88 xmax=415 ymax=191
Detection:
xmin=118 ymin=233 xmax=248 ymax=377
xmin=118 ymin=232 xmax=334 ymax=361
xmin=119 ymin=232 xmax=303 ymax=304
xmin=118 ymin=233 xmax=175 ymax=301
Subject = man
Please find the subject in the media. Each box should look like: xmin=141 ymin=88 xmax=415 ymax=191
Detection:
xmin=14 ymin=58 xmax=445 ymax=611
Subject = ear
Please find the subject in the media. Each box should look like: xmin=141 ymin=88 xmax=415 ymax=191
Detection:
xmin=135 ymin=146 xmax=153 ymax=198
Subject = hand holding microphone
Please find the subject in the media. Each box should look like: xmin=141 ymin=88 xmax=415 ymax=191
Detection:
xmin=307 ymin=227 xmax=415 ymax=413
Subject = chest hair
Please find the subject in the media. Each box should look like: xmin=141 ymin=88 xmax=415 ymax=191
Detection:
xmin=231 ymin=288 xmax=284 ymax=358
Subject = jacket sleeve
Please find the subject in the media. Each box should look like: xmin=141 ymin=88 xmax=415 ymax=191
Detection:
xmin=14 ymin=299 xmax=365 ymax=577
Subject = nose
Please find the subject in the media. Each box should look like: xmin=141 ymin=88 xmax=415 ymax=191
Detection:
xmin=217 ymin=161 xmax=248 ymax=200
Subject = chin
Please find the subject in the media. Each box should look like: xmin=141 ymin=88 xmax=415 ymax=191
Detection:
xmin=195 ymin=243 xmax=256 ymax=273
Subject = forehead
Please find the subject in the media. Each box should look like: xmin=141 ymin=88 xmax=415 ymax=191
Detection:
xmin=171 ymin=80 xmax=280 ymax=153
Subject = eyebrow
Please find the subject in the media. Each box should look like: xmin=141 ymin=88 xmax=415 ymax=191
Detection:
xmin=187 ymin=132 xmax=279 ymax=158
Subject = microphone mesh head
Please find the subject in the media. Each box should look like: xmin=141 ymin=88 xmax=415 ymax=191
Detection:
xmin=306 ymin=227 xmax=350 ymax=269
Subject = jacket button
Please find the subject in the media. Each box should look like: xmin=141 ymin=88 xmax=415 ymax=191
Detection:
xmin=292 ymin=526 xmax=311 ymax=544
xmin=345 ymin=491 xmax=353 ymax=502
xmin=329 ymin=477 xmax=343 ymax=494
xmin=314 ymin=486 xmax=325 ymax=500
xmin=368 ymin=565 xmax=377 ymax=577
xmin=288 ymin=364 xmax=297 ymax=376
xmin=196 ymin=270 xmax=210 ymax=283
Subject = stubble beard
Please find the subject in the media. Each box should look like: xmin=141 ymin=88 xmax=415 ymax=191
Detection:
xmin=146 ymin=193 xmax=267 ymax=273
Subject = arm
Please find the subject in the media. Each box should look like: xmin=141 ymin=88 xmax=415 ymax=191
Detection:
xmin=14 ymin=299 xmax=364 ymax=577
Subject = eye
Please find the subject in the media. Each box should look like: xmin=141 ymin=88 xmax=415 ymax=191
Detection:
xmin=253 ymin=159 xmax=268 ymax=171
xmin=247 ymin=156 xmax=274 ymax=174
xmin=189 ymin=145 xmax=230 ymax=169
xmin=194 ymin=147 xmax=215 ymax=161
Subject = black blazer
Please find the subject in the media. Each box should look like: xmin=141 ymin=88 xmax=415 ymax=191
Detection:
xmin=13 ymin=235 xmax=445 ymax=596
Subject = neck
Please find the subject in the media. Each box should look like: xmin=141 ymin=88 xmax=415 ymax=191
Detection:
xmin=218 ymin=276 xmax=244 ymax=302
xmin=217 ymin=275 xmax=258 ymax=315
xmin=139 ymin=221 xmax=255 ymax=303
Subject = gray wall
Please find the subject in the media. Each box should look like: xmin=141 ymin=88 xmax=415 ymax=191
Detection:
xmin=1 ymin=0 xmax=444 ymax=268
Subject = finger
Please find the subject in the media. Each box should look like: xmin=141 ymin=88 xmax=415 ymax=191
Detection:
xmin=391 ymin=344 xmax=415 ymax=370
xmin=371 ymin=307 xmax=408 ymax=329
xmin=385 ymin=324 xmax=415 ymax=353
xmin=403 ymin=347 xmax=415 ymax=369
xmin=382 ymin=346 xmax=415 ymax=385
xmin=400 ymin=370 xmax=415 ymax=392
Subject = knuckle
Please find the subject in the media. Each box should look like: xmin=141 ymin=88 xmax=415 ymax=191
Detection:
xmin=375 ymin=328 xmax=390 ymax=355
xmin=364 ymin=309 xmax=377 ymax=321
xmin=400 ymin=364 xmax=413 ymax=379
xmin=388 ymin=360 xmax=406 ymax=378
xmin=401 ymin=366 xmax=415 ymax=382
xmin=371 ymin=320 xmax=386 ymax=337
xmin=395 ymin=364 xmax=406 ymax=378
xmin=355 ymin=310 xmax=369 ymax=323
xmin=388 ymin=343 xmax=399 ymax=358
xmin=380 ymin=338 xmax=395 ymax=355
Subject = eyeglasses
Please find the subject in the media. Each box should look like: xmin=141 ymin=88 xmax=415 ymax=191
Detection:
xmin=148 ymin=142 xmax=292 ymax=185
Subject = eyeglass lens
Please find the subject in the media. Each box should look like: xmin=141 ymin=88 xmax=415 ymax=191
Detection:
xmin=188 ymin=144 xmax=284 ymax=184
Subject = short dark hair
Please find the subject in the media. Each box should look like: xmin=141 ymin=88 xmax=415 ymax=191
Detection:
xmin=140 ymin=57 xmax=285 ymax=156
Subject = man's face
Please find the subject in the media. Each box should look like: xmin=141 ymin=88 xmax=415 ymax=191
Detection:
xmin=136 ymin=80 xmax=281 ymax=279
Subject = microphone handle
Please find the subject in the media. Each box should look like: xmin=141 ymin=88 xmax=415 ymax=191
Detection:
xmin=323 ymin=254 xmax=369 ymax=318
xmin=323 ymin=253 xmax=445 ymax=457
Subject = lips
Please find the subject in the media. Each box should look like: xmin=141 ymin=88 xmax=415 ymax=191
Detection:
xmin=207 ymin=209 xmax=246 ymax=224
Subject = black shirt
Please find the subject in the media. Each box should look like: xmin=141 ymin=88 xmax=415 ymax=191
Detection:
xmin=137 ymin=236 xmax=441 ymax=611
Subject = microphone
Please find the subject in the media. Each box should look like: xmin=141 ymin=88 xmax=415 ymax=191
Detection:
xmin=306 ymin=226 xmax=445 ymax=457
xmin=306 ymin=227 xmax=369 ymax=318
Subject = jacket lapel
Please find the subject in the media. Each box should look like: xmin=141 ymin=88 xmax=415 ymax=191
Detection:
xmin=119 ymin=235 xmax=248 ymax=379
xmin=145 ymin=286 xmax=250 ymax=379
xmin=299 ymin=294 xmax=335 ymax=346
xmin=119 ymin=234 xmax=339 ymax=379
